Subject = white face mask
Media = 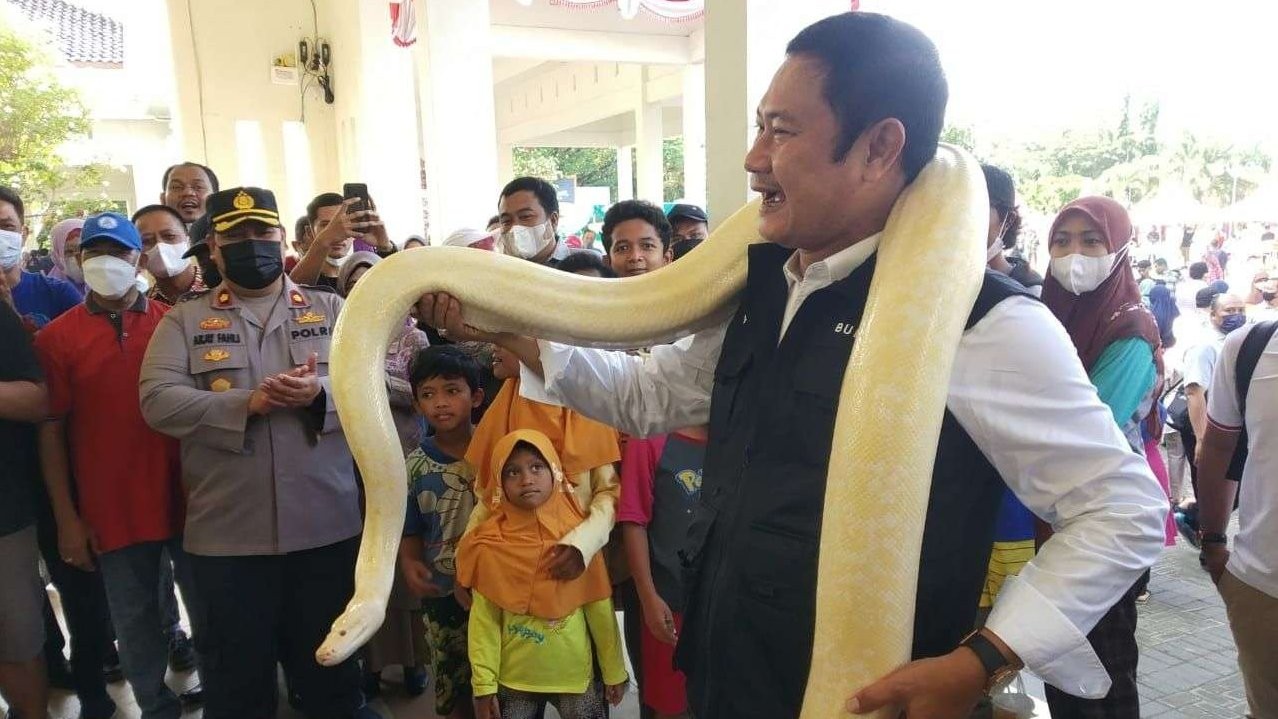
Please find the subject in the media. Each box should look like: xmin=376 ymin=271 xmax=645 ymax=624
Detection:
xmin=0 ymin=229 xmax=23 ymax=270
xmin=82 ymin=255 xmax=139 ymax=300
xmin=499 ymin=221 xmax=556 ymax=259
xmin=1050 ymin=250 xmax=1121 ymax=295
xmin=326 ymin=243 xmax=353 ymax=268
xmin=64 ymin=257 xmax=84 ymax=283
xmin=146 ymin=241 xmax=191 ymax=278
xmin=986 ymin=236 xmax=1005 ymax=262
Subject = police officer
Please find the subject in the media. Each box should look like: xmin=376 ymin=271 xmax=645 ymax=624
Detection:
xmin=139 ymin=187 xmax=372 ymax=719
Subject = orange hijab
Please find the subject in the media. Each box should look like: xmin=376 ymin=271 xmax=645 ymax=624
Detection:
xmin=456 ymin=430 xmax=613 ymax=619
xmin=466 ymin=378 xmax=620 ymax=498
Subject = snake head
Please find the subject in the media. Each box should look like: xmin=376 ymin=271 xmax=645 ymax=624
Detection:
xmin=314 ymin=597 xmax=387 ymax=666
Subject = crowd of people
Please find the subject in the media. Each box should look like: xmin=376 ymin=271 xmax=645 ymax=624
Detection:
xmin=0 ymin=10 xmax=1275 ymax=719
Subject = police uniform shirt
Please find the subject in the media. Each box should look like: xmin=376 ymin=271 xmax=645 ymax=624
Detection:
xmin=517 ymin=234 xmax=1169 ymax=699
xmin=139 ymin=278 xmax=360 ymax=556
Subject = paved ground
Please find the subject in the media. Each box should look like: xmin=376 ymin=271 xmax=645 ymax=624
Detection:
xmin=12 ymin=536 xmax=1249 ymax=719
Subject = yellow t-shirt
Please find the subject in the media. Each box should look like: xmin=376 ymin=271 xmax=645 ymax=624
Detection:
xmin=468 ymin=591 xmax=628 ymax=696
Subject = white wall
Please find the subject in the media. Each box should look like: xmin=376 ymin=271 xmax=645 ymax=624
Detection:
xmin=164 ymin=0 xmax=340 ymax=227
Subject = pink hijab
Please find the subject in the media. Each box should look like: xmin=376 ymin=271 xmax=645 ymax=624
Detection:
xmin=1041 ymin=196 xmax=1163 ymax=376
xmin=48 ymin=219 xmax=85 ymax=288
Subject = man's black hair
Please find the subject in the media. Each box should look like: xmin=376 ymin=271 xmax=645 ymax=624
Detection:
xmin=161 ymin=162 xmax=219 ymax=192
xmin=132 ymin=204 xmax=187 ymax=227
xmin=1188 ymin=262 xmax=1209 ymax=281
xmin=487 ymin=215 xmax=501 ymax=229
xmin=786 ymin=12 xmax=948 ymax=183
xmin=0 ymin=186 xmax=24 ymax=221
xmin=409 ymin=346 xmax=483 ymax=395
xmin=499 ymin=177 xmax=559 ymax=216
xmin=979 ymin=164 xmax=1022 ymax=249
xmin=294 ymin=215 xmax=311 ymax=241
xmin=600 ymin=200 xmax=673 ymax=253
xmin=556 ymin=251 xmax=616 ymax=278
xmin=1136 ymin=259 xmax=1152 ymax=270
xmin=307 ymin=192 xmax=346 ymax=224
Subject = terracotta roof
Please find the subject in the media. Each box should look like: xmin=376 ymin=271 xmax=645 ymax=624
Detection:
xmin=6 ymin=0 xmax=123 ymax=66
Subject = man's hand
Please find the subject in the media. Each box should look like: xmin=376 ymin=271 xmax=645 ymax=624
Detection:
xmin=401 ymin=557 xmax=442 ymax=598
xmin=605 ymin=682 xmax=627 ymax=706
xmin=248 ymin=388 xmax=284 ymax=416
xmin=453 ymin=584 xmax=473 ymax=610
xmin=349 ymin=208 xmax=391 ymax=250
xmin=848 ymin=649 xmax=987 ymax=718
xmin=547 ymin=544 xmax=586 ymax=580
xmin=57 ymin=515 xmax=98 ymax=571
xmin=312 ymin=199 xmax=362 ymax=252
xmin=639 ymin=592 xmax=677 ymax=645
xmin=474 ymin=694 xmax=500 ymax=719
xmin=261 ymin=353 xmax=321 ymax=408
xmin=416 ymin=293 xmax=497 ymax=344
xmin=1203 ymin=543 xmax=1230 ymax=584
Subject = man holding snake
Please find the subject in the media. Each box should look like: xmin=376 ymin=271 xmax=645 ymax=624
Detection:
xmin=418 ymin=12 xmax=1166 ymax=719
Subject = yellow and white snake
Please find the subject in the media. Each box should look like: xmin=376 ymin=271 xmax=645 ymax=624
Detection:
xmin=316 ymin=144 xmax=987 ymax=718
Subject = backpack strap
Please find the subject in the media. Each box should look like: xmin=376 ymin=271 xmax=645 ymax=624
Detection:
xmin=1236 ymin=320 xmax=1278 ymax=421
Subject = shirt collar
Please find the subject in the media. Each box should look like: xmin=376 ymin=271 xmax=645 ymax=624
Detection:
xmin=782 ymin=233 xmax=881 ymax=289
xmin=85 ymin=291 xmax=148 ymax=315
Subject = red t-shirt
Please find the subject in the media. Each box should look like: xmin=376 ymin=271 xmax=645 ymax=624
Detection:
xmin=35 ymin=296 xmax=184 ymax=553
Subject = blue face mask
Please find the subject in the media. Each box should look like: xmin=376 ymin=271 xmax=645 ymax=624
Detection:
xmin=1221 ymin=314 xmax=1247 ymax=334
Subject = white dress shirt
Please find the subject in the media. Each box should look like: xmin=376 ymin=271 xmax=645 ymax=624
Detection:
xmin=519 ymin=239 xmax=1167 ymax=698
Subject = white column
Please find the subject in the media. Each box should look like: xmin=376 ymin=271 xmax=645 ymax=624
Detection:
xmin=415 ymin=0 xmax=499 ymax=243
xmin=616 ymin=145 xmax=634 ymax=201
xmin=681 ymin=63 xmax=707 ymax=207
xmin=497 ymin=144 xmax=515 ymax=186
xmin=703 ymin=0 xmax=848 ymax=227
xmin=635 ymin=72 xmax=665 ymax=203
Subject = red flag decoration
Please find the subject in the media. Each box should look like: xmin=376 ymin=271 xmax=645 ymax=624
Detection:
xmin=390 ymin=0 xmax=417 ymax=47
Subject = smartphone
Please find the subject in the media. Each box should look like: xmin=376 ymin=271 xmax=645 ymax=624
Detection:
xmin=342 ymin=183 xmax=370 ymax=213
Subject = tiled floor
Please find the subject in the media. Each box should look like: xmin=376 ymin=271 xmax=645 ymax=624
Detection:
xmin=11 ymin=536 xmax=1248 ymax=718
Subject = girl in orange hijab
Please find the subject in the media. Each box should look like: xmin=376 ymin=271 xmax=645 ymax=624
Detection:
xmin=464 ymin=344 xmax=620 ymax=586
xmin=459 ymin=430 xmax=628 ymax=719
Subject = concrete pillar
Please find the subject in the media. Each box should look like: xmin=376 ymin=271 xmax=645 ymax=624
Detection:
xmin=616 ymin=146 xmax=634 ymax=202
xmin=681 ymin=63 xmax=707 ymax=208
xmin=498 ymin=144 xmax=516 ymax=186
xmin=635 ymin=71 xmax=665 ymax=203
xmin=414 ymin=0 xmax=499 ymax=243
xmin=702 ymin=0 xmax=848 ymax=227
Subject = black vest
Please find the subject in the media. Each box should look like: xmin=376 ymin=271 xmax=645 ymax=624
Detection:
xmin=674 ymin=244 xmax=1034 ymax=719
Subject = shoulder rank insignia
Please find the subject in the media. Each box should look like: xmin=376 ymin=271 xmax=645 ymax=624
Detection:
xmin=215 ymin=290 xmax=232 ymax=306
xmin=289 ymin=289 xmax=307 ymax=306
xmin=295 ymin=311 xmax=326 ymax=325
xmin=199 ymin=317 xmax=231 ymax=331
xmin=210 ymin=378 xmax=232 ymax=392
xmin=203 ymin=349 xmax=231 ymax=362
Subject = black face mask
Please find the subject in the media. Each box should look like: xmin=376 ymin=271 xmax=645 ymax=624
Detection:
xmin=219 ymin=239 xmax=282 ymax=290
xmin=1264 ymin=291 xmax=1278 ymax=303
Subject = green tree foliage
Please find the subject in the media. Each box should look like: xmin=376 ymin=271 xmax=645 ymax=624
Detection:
xmin=0 ymin=16 xmax=112 ymax=240
xmin=512 ymin=138 xmax=687 ymax=204
xmin=32 ymin=197 xmax=126 ymax=248
xmin=663 ymin=137 xmax=683 ymax=202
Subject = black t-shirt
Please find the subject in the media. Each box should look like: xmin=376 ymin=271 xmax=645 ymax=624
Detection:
xmin=0 ymin=302 xmax=43 ymax=536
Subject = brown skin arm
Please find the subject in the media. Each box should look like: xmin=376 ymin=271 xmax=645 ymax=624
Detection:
xmin=1195 ymin=422 xmax=1242 ymax=583
xmin=622 ymin=522 xmax=677 ymax=645
xmin=1186 ymin=385 xmax=1208 ymax=443
xmin=38 ymin=419 xmax=97 ymax=570
xmin=0 ymin=379 xmax=46 ymax=423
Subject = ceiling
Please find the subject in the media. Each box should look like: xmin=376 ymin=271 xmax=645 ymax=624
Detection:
xmin=489 ymin=0 xmax=702 ymax=37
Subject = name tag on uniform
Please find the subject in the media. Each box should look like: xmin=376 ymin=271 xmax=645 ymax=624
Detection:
xmin=193 ymin=332 xmax=243 ymax=346
xmin=203 ymin=349 xmax=231 ymax=362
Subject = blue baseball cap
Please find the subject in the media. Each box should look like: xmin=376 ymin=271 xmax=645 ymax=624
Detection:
xmin=81 ymin=212 xmax=143 ymax=252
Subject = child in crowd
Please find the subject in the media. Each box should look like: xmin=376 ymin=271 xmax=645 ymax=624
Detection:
xmin=619 ymin=427 xmax=707 ymax=719
xmin=399 ymin=346 xmax=487 ymax=719
xmin=464 ymin=343 xmax=620 ymax=587
xmin=459 ymin=430 xmax=629 ymax=719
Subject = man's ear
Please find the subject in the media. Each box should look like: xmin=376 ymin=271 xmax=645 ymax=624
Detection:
xmin=159 ymin=192 xmax=166 ymax=205
xmin=858 ymin=118 xmax=907 ymax=185
xmin=471 ymin=387 xmax=485 ymax=409
xmin=548 ymin=212 xmax=560 ymax=232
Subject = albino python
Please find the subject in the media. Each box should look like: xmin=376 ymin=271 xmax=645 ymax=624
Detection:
xmin=316 ymin=144 xmax=987 ymax=718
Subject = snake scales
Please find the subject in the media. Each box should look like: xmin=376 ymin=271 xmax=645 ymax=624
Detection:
xmin=315 ymin=144 xmax=987 ymax=718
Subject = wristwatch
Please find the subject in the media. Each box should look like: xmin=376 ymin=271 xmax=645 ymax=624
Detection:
xmin=1200 ymin=531 xmax=1229 ymax=545
xmin=960 ymin=630 xmax=1019 ymax=693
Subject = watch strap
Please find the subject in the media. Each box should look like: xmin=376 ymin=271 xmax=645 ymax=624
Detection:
xmin=1200 ymin=531 xmax=1228 ymax=545
xmin=961 ymin=631 xmax=1011 ymax=678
